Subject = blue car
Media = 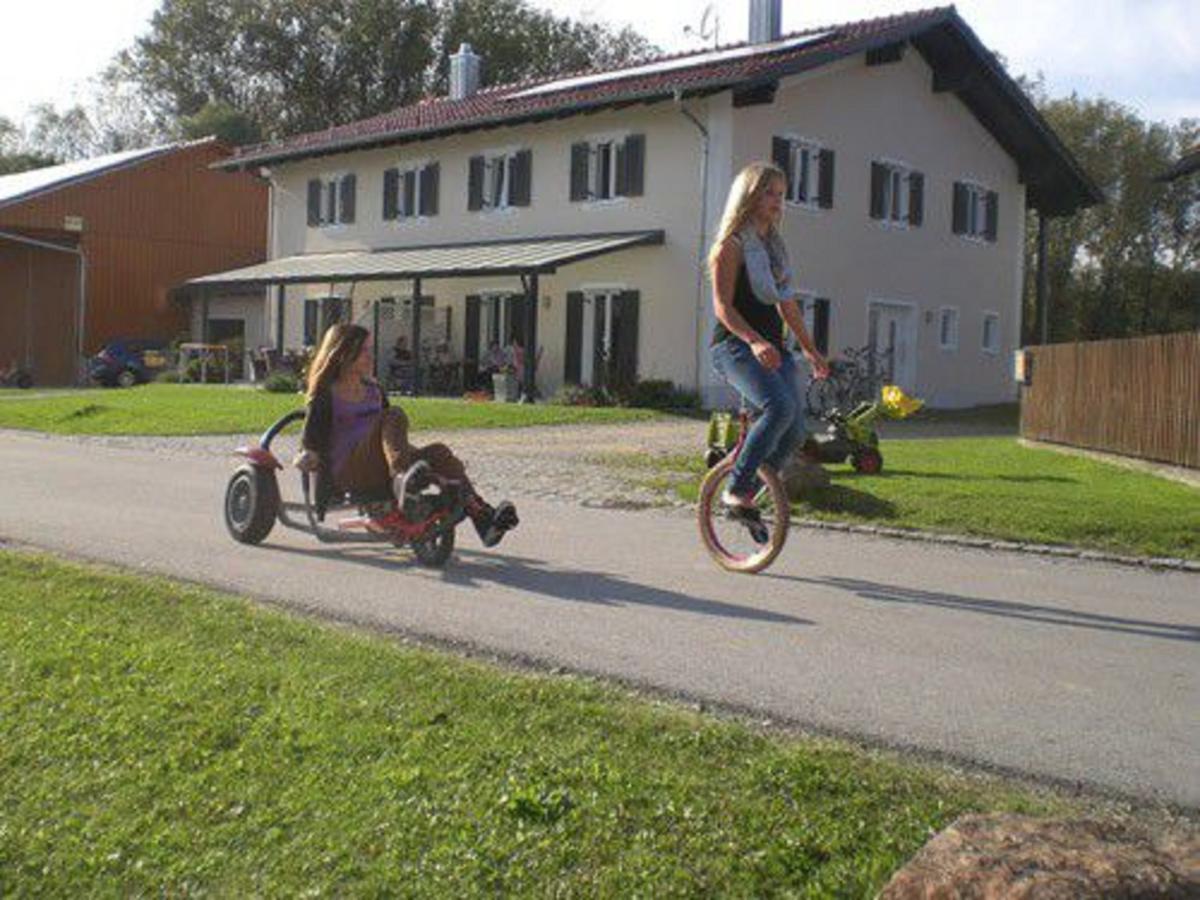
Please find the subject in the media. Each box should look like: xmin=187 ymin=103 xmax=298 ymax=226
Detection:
xmin=88 ymin=338 xmax=170 ymax=387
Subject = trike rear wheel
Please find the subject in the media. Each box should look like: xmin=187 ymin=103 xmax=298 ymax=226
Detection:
xmin=224 ymin=465 xmax=279 ymax=544
xmin=412 ymin=526 xmax=455 ymax=567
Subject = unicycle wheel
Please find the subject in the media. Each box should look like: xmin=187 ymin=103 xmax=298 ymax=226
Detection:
xmin=697 ymin=458 xmax=790 ymax=574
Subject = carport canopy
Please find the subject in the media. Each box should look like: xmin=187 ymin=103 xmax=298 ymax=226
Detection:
xmin=186 ymin=230 xmax=664 ymax=399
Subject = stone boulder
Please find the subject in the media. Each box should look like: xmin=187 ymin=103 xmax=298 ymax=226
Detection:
xmin=779 ymin=447 xmax=830 ymax=498
xmin=879 ymin=814 xmax=1199 ymax=899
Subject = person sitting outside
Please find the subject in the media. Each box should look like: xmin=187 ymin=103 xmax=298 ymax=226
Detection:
xmin=295 ymin=324 xmax=518 ymax=546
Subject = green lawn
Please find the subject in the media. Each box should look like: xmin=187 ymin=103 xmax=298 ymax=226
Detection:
xmin=0 ymin=384 xmax=661 ymax=435
xmin=605 ymin=437 xmax=1200 ymax=562
xmin=0 ymin=551 xmax=1073 ymax=897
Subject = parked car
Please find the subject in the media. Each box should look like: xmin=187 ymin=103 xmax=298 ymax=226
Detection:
xmin=88 ymin=338 xmax=171 ymax=387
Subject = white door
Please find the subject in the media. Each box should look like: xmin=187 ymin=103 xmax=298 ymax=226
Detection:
xmin=867 ymin=301 xmax=917 ymax=392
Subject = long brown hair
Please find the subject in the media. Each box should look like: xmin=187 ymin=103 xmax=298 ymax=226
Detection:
xmin=306 ymin=323 xmax=368 ymax=400
xmin=706 ymin=161 xmax=787 ymax=272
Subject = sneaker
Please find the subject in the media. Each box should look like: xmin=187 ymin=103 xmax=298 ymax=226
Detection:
xmin=473 ymin=500 xmax=519 ymax=548
xmin=721 ymin=487 xmax=755 ymax=508
xmin=722 ymin=502 xmax=769 ymax=545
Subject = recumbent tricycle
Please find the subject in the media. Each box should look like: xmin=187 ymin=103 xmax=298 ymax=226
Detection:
xmin=223 ymin=409 xmax=465 ymax=567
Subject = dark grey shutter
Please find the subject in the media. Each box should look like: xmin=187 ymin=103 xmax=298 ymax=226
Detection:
xmin=772 ymin=135 xmax=791 ymax=176
xmin=615 ymin=142 xmax=628 ymax=197
xmin=468 ymin=155 xmax=484 ymax=211
xmin=592 ymin=298 xmax=605 ymax=388
xmin=870 ymin=163 xmax=886 ymax=219
xmin=510 ymin=150 xmax=532 ymax=206
xmin=402 ymin=170 xmax=416 ymax=217
xmin=420 ymin=162 xmax=439 ymax=216
xmin=612 ymin=291 xmax=640 ymax=392
xmin=985 ymin=190 xmax=999 ymax=242
xmin=908 ymin=171 xmax=924 ymax=226
xmin=622 ymin=134 xmax=645 ymax=197
xmin=503 ymin=294 xmax=522 ymax=343
xmin=303 ymin=299 xmax=319 ymax=343
xmin=570 ymin=142 xmax=590 ymax=201
xmin=817 ymin=148 xmax=835 ymax=209
xmin=464 ymin=295 xmax=481 ymax=362
xmin=952 ymin=182 xmax=968 ymax=234
xmin=382 ymin=168 xmax=398 ymax=220
xmin=812 ymin=298 xmax=830 ymax=355
xmin=565 ymin=292 xmax=584 ymax=384
xmin=307 ymin=179 xmax=322 ymax=226
xmin=339 ymin=173 xmax=356 ymax=223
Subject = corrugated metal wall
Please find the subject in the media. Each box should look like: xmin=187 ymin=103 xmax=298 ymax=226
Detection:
xmin=1020 ymin=333 xmax=1200 ymax=469
xmin=0 ymin=141 xmax=266 ymax=382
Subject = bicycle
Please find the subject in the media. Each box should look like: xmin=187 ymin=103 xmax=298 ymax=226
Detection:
xmin=697 ymin=408 xmax=790 ymax=574
xmin=805 ymin=344 xmax=891 ymax=419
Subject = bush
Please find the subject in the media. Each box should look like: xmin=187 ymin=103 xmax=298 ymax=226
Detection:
xmin=622 ymin=379 xmax=700 ymax=411
xmin=550 ymin=384 xmax=614 ymax=407
xmin=261 ymin=372 xmax=301 ymax=394
xmin=154 ymin=369 xmax=185 ymax=384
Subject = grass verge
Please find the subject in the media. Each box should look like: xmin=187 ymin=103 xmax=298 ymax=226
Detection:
xmin=0 ymin=385 xmax=662 ymax=435
xmin=598 ymin=437 xmax=1200 ymax=561
xmin=0 ymin=550 xmax=1073 ymax=896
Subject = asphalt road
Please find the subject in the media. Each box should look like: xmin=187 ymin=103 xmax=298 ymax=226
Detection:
xmin=1 ymin=430 xmax=1197 ymax=808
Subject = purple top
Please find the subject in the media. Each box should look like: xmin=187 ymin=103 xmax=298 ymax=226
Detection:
xmin=330 ymin=382 xmax=383 ymax=476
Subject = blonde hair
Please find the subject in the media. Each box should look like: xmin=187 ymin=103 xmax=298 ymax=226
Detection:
xmin=306 ymin=323 xmax=368 ymax=400
xmin=706 ymin=162 xmax=787 ymax=272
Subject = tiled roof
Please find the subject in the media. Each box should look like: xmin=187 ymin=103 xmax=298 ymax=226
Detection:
xmin=225 ymin=7 xmax=955 ymax=168
xmin=0 ymin=138 xmax=218 ymax=210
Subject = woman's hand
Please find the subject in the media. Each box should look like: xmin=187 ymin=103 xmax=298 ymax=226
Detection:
xmin=751 ymin=338 xmax=781 ymax=371
xmin=805 ymin=349 xmax=831 ymax=380
xmin=294 ymin=448 xmax=320 ymax=472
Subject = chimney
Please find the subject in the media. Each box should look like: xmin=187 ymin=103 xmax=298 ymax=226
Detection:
xmin=748 ymin=0 xmax=782 ymax=44
xmin=450 ymin=43 xmax=482 ymax=100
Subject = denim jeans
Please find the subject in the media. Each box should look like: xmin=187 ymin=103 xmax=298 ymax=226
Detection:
xmin=711 ymin=338 xmax=805 ymax=496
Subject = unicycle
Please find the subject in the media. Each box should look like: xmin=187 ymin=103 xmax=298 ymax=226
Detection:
xmin=697 ymin=410 xmax=790 ymax=574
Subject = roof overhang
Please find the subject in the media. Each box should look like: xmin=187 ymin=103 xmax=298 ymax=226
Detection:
xmin=185 ymin=230 xmax=665 ymax=289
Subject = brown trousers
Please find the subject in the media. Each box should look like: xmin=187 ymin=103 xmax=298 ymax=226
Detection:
xmin=334 ymin=407 xmax=469 ymax=494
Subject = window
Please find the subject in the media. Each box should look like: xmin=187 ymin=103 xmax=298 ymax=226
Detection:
xmin=870 ymin=161 xmax=923 ymax=227
xmin=303 ymin=297 xmax=348 ymax=345
xmin=938 ymin=306 xmax=959 ymax=351
xmin=953 ymin=181 xmax=998 ymax=242
xmin=469 ymin=149 xmax=532 ymax=211
xmin=570 ymin=134 xmax=645 ymax=202
xmin=383 ymin=161 xmax=439 ymax=220
xmin=306 ymin=174 xmax=356 ymax=227
xmin=772 ymin=136 xmax=834 ymax=208
xmin=982 ymin=312 xmax=1000 ymax=354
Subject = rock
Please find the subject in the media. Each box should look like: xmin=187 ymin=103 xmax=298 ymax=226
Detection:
xmin=780 ymin=448 xmax=830 ymax=497
xmin=879 ymin=814 xmax=1200 ymax=899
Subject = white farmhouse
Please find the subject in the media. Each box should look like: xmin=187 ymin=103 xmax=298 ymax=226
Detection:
xmin=192 ymin=1 xmax=1098 ymax=408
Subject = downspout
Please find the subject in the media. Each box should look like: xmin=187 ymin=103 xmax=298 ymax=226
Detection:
xmin=674 ymin=91 xmax=710 ymax=400
xmin=0 ymin=229 xmax=88 ymax=382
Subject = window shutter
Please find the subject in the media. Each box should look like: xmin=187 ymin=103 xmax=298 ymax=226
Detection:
xmin=464 ymin=295 xmax=481 ymax=360
xmin=503 ymin=294 xmax=522 ymax=343
xmin=307 ymin=179 xmax=323 ymax=226
xmin=952 ymin=182 xmax=968 ymax=234
xmin=468 ymin=155 xmax=484 ymax=211
xmin=816 ymin=148 xmax=835 ymax=209
xmin=772 ymin=135 xmax=791 ymax=186
xmin=622 ymin=134 xmax=645 ymax=197
xmin=870 ymin=162 xmax=886 ymax=219
xmin=420 ymin=162 xmax=439 ymax=216
xmin=592 ymin=298 xmax=606 ymax=389
xmin=570 ymin=142 xmax=590 ymax=202
xmin=303 ymin=299 xmax=319 ymax=343
xmin=402 ymin=170 xmax=416 ymax=217
xmin=812 ymin=298 xmax=831 ymax=355
xmin=382 ymin=169 xmax=398 ymax=220
xmin=339 ymin=173 xmax=356 ymax=223
xmin=908 ymin=171 xmax=924 ymax=226
xmin=564 ymin=292 xmax=584 ymax=384
xmin=612 ymin=291 xmax=640 ymax=392
xmin=985 ymin=190 xmax=999 ymax=242
xmin=510 ymin=150 xmax=532 ymax=206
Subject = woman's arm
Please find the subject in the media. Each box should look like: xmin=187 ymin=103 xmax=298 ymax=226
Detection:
xmin=711 ymin=239 xmax=782 ymax=371
xmin=779 ymin=300 xmax=830 ymax=379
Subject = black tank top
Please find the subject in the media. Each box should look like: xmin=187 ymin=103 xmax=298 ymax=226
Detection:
xmin=711 ymin=261 xmax=785 ymax=349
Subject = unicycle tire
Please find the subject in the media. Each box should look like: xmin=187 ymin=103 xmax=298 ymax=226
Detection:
xmin=697 ymin=457 xmax=790 ymax=574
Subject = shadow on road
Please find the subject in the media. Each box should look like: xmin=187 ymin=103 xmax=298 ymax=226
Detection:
xmin=775 ymin=574 xmax=1198 ymax=643
xmin=256 ymin=541 xmax=814 ymax=627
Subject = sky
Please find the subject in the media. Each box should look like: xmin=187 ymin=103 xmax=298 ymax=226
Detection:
xmin=0 ymin=0 xmax=1196 ymax=130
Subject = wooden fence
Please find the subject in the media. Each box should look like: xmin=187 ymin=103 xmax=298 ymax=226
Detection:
xmin=1020 ymin=332 xmax=1200 ymax=469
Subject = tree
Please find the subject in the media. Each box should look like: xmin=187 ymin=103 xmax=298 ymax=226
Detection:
xmin=0 ymin=116 xmax=58 ymax=175
xmin=179 ymin=101 xmax=263 ymax=145
xmin=112 ymin=0 xmax=656 ymax=143
xmin=1021 ymin=86 xmax=1199 ymax=343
